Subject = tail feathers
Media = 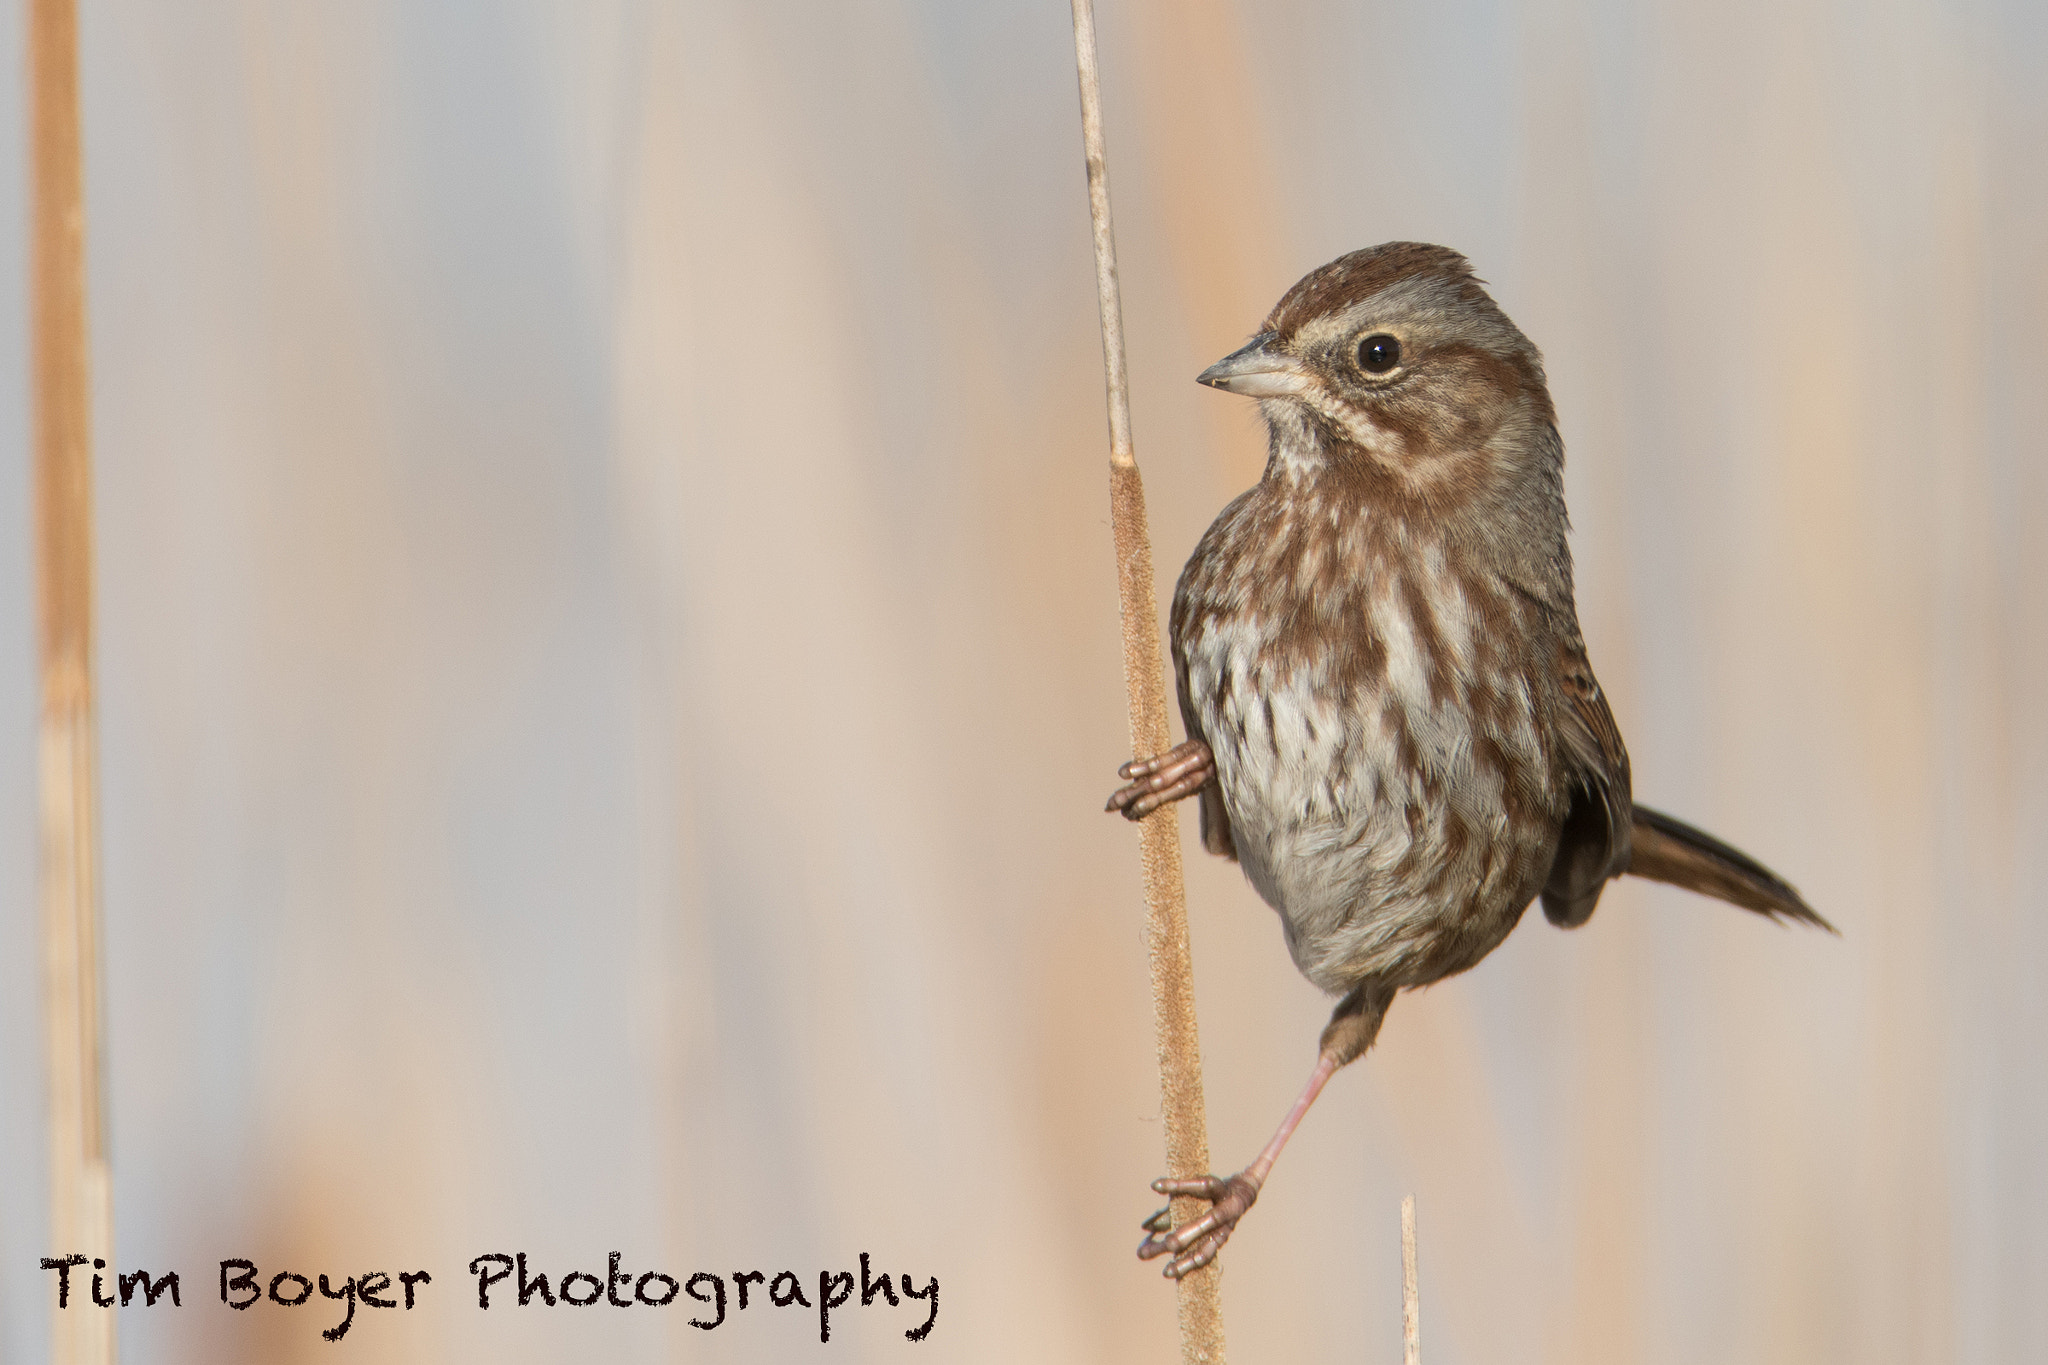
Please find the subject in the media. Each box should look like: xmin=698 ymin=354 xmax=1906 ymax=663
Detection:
xmin=1627 ymin=804 xmax=1835 ymax=933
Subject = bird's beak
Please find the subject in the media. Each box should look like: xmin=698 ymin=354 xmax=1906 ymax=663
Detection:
xmin=1197 ymin=334 xmax=1310 ymax=398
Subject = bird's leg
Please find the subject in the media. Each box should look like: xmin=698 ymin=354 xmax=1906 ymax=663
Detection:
xmin=1136 ymin=983 xmax=1392 ymax=1279
xmin=1105 ymin=739 xmax=1214 ymax=820
xmin=1137 ymin=1052 xmax=1339 ymax=1278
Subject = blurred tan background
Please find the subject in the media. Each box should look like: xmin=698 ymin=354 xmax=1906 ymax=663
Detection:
xmin=0 ymin=1 xmax=2043 ymax=1361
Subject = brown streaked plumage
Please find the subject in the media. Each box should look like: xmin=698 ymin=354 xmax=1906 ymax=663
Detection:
xmin=1106 ymin=242 xmax=1830 ymax=1279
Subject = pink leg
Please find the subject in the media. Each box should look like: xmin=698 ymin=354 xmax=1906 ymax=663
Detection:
xmin=1105 ymin=739 xmax=1214 ymax=820
xmin=1136 ymin=1051 xmax=1342 ymax=1278
xmin=1135 ymin=985 xmax=1392 ymax=1279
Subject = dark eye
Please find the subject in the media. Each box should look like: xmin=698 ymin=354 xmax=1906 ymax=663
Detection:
xmin=1358 ymin=334 xmax=1401 ymax=374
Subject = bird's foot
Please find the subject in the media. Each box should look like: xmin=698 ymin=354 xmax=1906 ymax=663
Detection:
xmin=1105 ymin=740 xmax=1214 ymax=820
xmin=1136 ymin=1171 xmax=1260 ymax=1278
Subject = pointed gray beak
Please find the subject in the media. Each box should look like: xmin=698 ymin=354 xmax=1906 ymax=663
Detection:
xmin=1196 ymin=334 xmax=1310 ymax=398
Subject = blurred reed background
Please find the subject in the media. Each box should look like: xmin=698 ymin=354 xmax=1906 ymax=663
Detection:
xmin=0 ymin=1 xmax=2042 ymax=1361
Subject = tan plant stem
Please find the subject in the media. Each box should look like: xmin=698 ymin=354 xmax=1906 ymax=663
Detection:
xmin=32 ymin=2 xmax=115 ymax=1362
xmin=1068 ymin=3 xmax=1225 ymax=1360
xmin=1402 ymin=1195 xmax=1421 ymax=1365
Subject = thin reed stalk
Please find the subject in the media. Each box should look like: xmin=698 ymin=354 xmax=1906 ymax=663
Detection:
xmin=31 ymin=1 xmax=115 ymax=1362
xmin=1402 ymin=1195 xmax=1420 ymax=1365
xmin=1068 ymin=4 xmax=1225 ymax=1361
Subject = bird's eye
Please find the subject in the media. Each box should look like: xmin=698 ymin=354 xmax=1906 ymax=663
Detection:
xmin=1358 ymin=334 xmax=1401 ymax=374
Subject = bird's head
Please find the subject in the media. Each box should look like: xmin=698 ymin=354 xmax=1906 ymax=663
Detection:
xmin=1199 ymin=243 xmax=1558 ymax=499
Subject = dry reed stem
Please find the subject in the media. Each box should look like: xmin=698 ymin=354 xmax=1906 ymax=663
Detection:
xmin=1069 ymin=3 xmax=1225 ymax=1361
xmin=32 ymin=2 xmax=115 ymax=1362
xmin=1401 ymin=1195 xmax=1420 ymax=1365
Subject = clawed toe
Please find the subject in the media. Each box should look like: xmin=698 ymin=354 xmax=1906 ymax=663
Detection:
xmin=1105 ymin=741 xmax=1215 ymax=821
xmin=1135 ymin=1172 xmax=1260 ymax=1278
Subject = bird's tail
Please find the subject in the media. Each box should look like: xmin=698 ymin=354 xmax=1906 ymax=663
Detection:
xmin=1627 ymin=804 xmax=1834 ymax=932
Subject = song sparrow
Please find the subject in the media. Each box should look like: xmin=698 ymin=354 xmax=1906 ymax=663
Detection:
xmin=1106 ymin=242 xmax=1830 ymax=1278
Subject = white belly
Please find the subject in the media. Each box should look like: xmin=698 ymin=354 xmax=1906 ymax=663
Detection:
xmin=1183 ymin=598 xmax=1547 ymax=993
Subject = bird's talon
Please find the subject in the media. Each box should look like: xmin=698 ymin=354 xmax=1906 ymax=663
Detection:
xmin=1105 ymin=741 xmax=1215 ymax=820
xmin=1134 ymin=1171 xmax=1259 ymax=1275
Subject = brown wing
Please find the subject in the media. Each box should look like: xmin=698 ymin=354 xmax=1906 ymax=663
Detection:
xmin=1540 ymin=641 xmax=1632 ymax=927
xmin=1169 ymin=577 xmax=1237 ymax=863
xmin=1173 ymin=680 xmax=1237 ymax=861
xmin=1195 ymin=757 xmax=1236 ymax=859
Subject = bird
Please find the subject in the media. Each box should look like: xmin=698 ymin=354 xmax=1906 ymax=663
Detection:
xmin=1105 ymin=241 xmax=1831 ymax=1279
